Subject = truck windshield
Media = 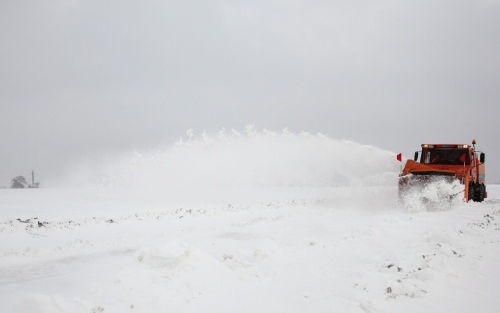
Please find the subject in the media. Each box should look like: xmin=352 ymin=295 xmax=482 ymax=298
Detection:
xmin=423 ymin=148 xmax=470 ymax=165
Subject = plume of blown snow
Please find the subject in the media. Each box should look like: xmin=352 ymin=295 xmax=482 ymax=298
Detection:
xmin=95 ymin=127 xmax=399 ymax=189
xmin=57 ymin=127 xmax=401 ymax=205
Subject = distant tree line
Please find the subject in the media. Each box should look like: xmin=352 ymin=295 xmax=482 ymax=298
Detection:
xmin=10 ymin=175 xmax=40 ymax=189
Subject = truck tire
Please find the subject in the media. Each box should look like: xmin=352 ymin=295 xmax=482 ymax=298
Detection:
xmin=468 ymin=182 xmax=475 ymax=201
xmin=478 ymin=184 xmax=486 ymax=202
xmin=472 ymin=183 xmax=485 ymax=202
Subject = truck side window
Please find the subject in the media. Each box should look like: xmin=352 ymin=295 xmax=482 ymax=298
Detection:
xmin=424 ymin=151 xmax=431 ymax=164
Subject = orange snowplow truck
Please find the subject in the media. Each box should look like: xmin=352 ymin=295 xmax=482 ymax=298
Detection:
xmin=398 ymin=139 xmax=486 ymax=202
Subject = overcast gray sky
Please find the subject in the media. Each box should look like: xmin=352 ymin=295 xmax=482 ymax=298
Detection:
xmin=1 ymin=0 xmax=499 ymax=186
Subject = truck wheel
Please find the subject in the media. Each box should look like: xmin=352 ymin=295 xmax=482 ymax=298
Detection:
xmin=468 ymin=182 xmax=475 ymax=201
xmin=478 ymin=184 xmax=486 ymax=202
xmin=473 ymin=183 xmax=484 ymax=202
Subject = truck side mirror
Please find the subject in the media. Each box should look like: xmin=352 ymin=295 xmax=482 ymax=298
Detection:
xmin=480 ymin=153 xmax=485 ymax=163
xmin=414 ymin=151 xmax=419 ymax=161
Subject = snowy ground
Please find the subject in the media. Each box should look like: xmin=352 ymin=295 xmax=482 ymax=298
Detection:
xmin=1 ymin=130 xmax=499 ymax=313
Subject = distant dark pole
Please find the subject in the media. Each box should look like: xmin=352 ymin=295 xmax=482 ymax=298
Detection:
xmin=32 ymin=170 xmax=35 ymax=187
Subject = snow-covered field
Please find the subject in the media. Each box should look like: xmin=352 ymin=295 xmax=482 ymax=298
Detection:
xmin=1 ymin=130 xmax=499 ymax=313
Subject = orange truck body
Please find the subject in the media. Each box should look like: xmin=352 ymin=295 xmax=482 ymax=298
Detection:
xmin=399 ymin=140 xmax=486 ymax=202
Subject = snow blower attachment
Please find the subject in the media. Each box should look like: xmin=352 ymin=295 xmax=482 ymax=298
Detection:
xmin=398 ymin=140 xmax=486 ymax=203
